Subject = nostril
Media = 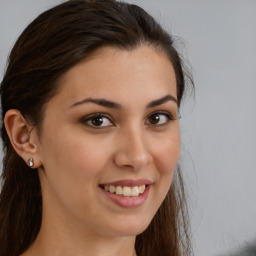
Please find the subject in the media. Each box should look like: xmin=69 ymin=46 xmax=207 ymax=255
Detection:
xmin=113 ymin=136 xmax=152 ymax=170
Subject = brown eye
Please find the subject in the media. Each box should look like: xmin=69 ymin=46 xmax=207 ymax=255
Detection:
xmin=149 ymin=113 xmax=160 ymax=124
xmin=82 ymin=114 xmax=113 ymax=128
xmin=91 ymin=116 xmax=104 ymax=126
xmin=146 ymin=112 xmax=172 ymax=125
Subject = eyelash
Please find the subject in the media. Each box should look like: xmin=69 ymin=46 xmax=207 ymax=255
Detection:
xmin=80 ymin=113 xmax=113 ymax=129
xmin=80 ymin=111 xmax=176 ymax=129
xmin=145 ymin=111 xmax=174 ymax=126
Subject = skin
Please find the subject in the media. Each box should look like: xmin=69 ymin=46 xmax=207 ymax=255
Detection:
xmin=6 ymin=45 xmax=180 ymax=256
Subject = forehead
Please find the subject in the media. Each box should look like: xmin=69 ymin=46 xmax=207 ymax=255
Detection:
xmin=53 ymin=45 xmax=177 ymax=107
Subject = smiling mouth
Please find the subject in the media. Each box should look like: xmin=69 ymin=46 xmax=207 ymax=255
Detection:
xmin=100 ymin=184 xmax=146 ymax=197
xmin=99 ymin=180 xmax=152 ymax=208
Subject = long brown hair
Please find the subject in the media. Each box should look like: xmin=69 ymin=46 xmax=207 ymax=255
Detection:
xmin=0 ymin=1 xmax=193 ymax=255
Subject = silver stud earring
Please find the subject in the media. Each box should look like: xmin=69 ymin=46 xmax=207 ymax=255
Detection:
xmin=28 ymin=158 xmax=34 ymax=167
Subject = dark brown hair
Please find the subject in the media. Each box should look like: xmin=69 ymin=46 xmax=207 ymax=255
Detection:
xmin=0 ymin=1 xmax=193 ymax=255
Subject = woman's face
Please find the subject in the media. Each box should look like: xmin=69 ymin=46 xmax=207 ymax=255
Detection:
xmin=36 ymin=46 xmax=180 ymax=238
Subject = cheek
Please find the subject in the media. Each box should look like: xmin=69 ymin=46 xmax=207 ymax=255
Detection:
xmin=69 ymin=134 xmax=113 ymax=174
xmin=44 ymin=136 xmax=108 ymax=182
xmin=39 ymin=128 xmax=111 ymax=199
xmin=153 ymin=133 xmax=180 ymax=175
xmin=151 ymin=131 xmax=180 ymax=200
xmin=38 ymin=130 xmax=112 ymax=218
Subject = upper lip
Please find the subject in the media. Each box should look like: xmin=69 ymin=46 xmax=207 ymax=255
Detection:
xmin=100 ymin=179 xmax=153 ymax=187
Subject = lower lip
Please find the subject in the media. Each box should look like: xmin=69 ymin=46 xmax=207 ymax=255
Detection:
xmin=100 ymin=185 xmax=151 ymax=208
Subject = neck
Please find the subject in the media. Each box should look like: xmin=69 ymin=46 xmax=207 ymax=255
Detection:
xmin=21 ymin=211 xmax=137 ymax=256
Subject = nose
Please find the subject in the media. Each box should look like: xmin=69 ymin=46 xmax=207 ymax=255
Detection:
xmin=113 ymin=128 xmax=152 ymax=171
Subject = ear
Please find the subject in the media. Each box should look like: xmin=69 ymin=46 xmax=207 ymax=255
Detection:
xmin=4 ymin=109 xmax=41 ymax=168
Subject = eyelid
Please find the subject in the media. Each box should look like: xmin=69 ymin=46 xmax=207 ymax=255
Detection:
xmin=80 ymin=112 xmax=115 ymax=128
xmin=146 ymin=110 xmax=176 ymax=121
xmin=79 ymin=110 xmax=179 ymax=129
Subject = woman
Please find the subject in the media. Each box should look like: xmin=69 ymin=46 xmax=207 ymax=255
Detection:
xmin=0 ymin=0 xmax=193 ymax=256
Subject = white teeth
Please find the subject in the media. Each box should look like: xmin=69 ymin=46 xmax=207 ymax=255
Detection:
xmin=123 ymin=186 xmax=132 ymax=197
xmin=103 ymin=184 xmax=146 ymax=196
xmin=109 ymin=185 xmax=115 ymax=193
xmin=139 ymin=185 xmax=146 ymax=193
xmin=115 ymin=186 xmax=123 ymax=195
xmin=131 ymin=186 xmax=139 ymax=196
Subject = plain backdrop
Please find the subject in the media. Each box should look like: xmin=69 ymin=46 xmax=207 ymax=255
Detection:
xmin=0 ymin=1 xmax=256 ymax=256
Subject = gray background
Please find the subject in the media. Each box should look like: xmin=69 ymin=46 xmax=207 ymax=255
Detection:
xmin=0 ymin=1 xmax=256 ymax=256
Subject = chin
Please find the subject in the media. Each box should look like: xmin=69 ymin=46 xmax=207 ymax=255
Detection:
xmin=107 ymin=215 xmax=153 ymax=237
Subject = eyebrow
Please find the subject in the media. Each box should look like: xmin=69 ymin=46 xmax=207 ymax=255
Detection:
xmin=146 ymin=94 xmax=177 ymax=108
xmin=70 ymin=98 xmax=122 ymax=109
xmin=70 ymin=94 xmax=177 ymax=109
